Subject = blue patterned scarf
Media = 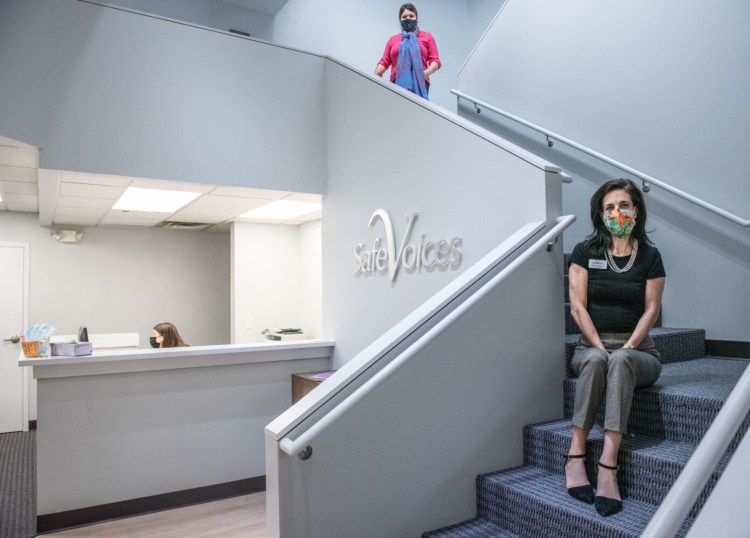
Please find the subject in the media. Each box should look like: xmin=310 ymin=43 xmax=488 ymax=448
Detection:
xmin=395 ymin=29 xmax=428 ymax=99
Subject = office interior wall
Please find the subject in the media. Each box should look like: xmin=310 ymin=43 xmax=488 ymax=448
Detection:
xmin=0 ymin=0 xmax=326 ymax=193
xmin=0 ymin=212 xmax=230 ymax=346
xmin=272 ymin=0 xmax=473 ymax=112
xmin=231 ymin=221 xmax=322 ymax=343
xmin=456 ymin=0 xmax=750 ymax=340
xmin=0 ymin=211 xmax=230 ymax=420
xmin=322 ymin=60 xmax=557 ymax=366
xmin=298 ymin=220 xmax=323 ymax=339
xmin=104 ymin=0 xmax=274 ymax=40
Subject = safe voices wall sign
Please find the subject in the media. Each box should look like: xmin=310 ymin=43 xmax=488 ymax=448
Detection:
xmin=354 ymin=209 xmax=463 ymax=282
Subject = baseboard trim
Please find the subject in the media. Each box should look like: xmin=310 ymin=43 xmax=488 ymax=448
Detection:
xmin=36 ymin=475 xmax=265 ymax=534
xmin=706 ymin=339 xmax=750 ymax=359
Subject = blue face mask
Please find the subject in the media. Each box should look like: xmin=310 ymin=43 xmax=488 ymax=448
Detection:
xmin=400 ymin=19 xmax=418 ymax=33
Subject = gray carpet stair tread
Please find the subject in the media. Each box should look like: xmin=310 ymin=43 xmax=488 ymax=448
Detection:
xmin=524 ymin=420 xmax=729 ymax=510
xmin=423 ymin=518 xmax=521 ymax=537
xmin=476 ymin=466 xmax=692 ymax=538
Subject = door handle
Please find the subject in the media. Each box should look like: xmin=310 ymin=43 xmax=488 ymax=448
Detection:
xmin=4 ymin=335 xmax=21 ymax=344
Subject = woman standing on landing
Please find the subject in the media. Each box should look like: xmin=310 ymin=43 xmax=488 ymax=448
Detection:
xmin=374 ymin=3 xmax=440 ymax=99
xmin=565 ymin=179 xmax=666 ymax=517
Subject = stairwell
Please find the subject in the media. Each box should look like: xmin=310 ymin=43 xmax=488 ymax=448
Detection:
xmin=424 ymin=254 xmax=750 ymax=537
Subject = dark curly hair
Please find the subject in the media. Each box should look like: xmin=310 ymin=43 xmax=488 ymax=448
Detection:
xmin=586 ymin=178 xmax=654 ymax=256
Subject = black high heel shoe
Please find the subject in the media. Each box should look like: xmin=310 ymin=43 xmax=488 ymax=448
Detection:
xmin=595 ymin=461 xmax=623 ymax=517
xmin=564 ymin=454 xmax=594 ymax=504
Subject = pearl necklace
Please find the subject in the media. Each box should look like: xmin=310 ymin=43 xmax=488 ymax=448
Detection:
xmin=606 ymin=240 xmax=638 ymax=273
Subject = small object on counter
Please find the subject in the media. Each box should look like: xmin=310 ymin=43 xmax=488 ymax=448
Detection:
xmin=21 ymin=341 xmax=40 ymax=358
xmin=262 ymin=328 xmax=306 ymax=341
xmin=50 ymin=342 xmax=93 ymax=357
xmin=38 ymin=338 xmax=51 ymax=358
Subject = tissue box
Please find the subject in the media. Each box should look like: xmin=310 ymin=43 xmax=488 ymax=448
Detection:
xmin=51 ymin=342 xmax=93 ymax=357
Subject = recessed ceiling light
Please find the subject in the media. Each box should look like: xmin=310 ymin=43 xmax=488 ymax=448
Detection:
xmin=239 ymin=200 xmax=321 ymax=220
xmin=112 ymin=187 xmax=201 ymax=213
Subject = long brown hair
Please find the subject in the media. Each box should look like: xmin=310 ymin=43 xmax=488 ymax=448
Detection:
xmin=153 ymin=322 xmax=189 ymax=348
xmin=586 ymin=178 xmax=653 ymax=256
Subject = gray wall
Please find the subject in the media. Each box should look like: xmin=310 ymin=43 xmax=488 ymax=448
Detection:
xmin=0 ymin=212 xmax=230 ymax=347
xmin=268 ymin=244 xmax=566 ymax=536
xmin=273 ymin=0 xmax=475 ymax=112
xmin=456 ymin=0 xmax=750 ymax=340
xmin=0 ymin=0 xmax=326 ymax=193
xmin=103 ymin=0 xmax=275 ymax=40
xmin=322 ymin=60 xmax=561 ymax=366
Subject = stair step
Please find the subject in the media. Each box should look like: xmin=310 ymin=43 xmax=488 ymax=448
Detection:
xmin=422 ymin=518 xmax=520 ymax=537
xmin=523 ymin=420 xmax=728 ymax=513
xmin=563 ymin=358 xmax=750 ymax=444
xmin=565 ymin=304 xmax=663 ymax=334
xmin=472 ymin=466 xmax=691 ymax=538
xmin=564 ymin=328 xmax=706 ymax=377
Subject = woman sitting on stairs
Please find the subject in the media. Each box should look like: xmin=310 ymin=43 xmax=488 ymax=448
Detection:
xmin=565 ymin=178 xmax=666 ymax=517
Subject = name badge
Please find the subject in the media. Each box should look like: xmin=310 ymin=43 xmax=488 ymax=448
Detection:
xmin=588 ymin=259 xmax=608 ymax=270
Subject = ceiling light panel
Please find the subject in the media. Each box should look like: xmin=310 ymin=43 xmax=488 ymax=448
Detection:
xmin=113 ymin=187 xmax=201 ymax=213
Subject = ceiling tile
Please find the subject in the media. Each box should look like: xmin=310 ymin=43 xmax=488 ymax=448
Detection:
xmin=0 ymin=165 xmax=37 ymax=182
xmin=100 ymin=210 xmax=166 ymax=226
xmin=2 ymin=192 xmax=38 ymax=205
xmin=211 ymin=186 xmax=288 ymax=199
xmin=60 ymin=182 xmax=125 ymax=199
xmin=187 ymin=194 xmax=269 ymax=211
xmin=57 ymin=195 xmax=117 ymax=209
xmin=60 ymin=171 xmax=133 ymax=187
xmin=1 ymin=180 xmax=38 ymax=195
xmin=283 ymin=192 xmax=323 ymax=203
xmin=6 ymin=203 xmax=38 ymax=212
xmin=130 ymin=179 xmax=213 ymax=193
xmin=0 ymin=145 xmax=38 ymax=168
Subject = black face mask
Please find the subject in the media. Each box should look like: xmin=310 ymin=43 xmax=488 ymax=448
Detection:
xmin=400 ymin=19 xmax=417 ymax=33
xmin=149 ymin=337 xmax=160 ymax=348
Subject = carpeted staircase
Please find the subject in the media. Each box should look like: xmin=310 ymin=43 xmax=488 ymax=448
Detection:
xmin=424 ymin=255 xmax=749 ymax=537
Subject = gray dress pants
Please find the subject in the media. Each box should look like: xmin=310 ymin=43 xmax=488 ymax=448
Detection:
xmin=570 ymin=333 xmax=661 ymax=433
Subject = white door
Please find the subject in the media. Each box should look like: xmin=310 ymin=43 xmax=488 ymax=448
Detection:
xmin=0 ymin=243 xmax=29 ymax=433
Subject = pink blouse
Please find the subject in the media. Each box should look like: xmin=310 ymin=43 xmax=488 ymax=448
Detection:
xmin=378 ymin=31 xmax=441 ymax=83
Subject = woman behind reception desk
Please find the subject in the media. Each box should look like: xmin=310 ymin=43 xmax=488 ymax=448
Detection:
xmin=150 ymin=322 xmax=189 ymax=348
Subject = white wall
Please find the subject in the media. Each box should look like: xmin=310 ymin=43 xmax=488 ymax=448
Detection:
xmin=267 ymin=243 xmax=566 ymax=536
xmin=0 ymin=212 xmax=230 ymax=346
xmin=231 ymin=221 xmax=322 ymax=343
xmin=321 ymin=60 xmax=561 ymax=366
xmin=0 ymin=0 xmax=327 ymax=193
xmin=456 ymin=0 xmax=750 ymax=340
xmin=105 ymin=0 xmax=275 ymax=40
xmin=273 ymin=0 xmax=473 ymax=112
xmin=298 ymin=220 xmax=323 ymax=340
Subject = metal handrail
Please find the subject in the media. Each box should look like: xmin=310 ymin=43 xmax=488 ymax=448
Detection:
xmin=641 ymin=361 xmax=750 ymax=537
xmin=452 ymin=90 xmax=750 ymax=228
xmin=278 ymin=215 xmax=576 ymax=457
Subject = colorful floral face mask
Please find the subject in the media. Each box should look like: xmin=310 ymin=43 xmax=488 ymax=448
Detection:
xmin=603 ymin=207 xmax=636 ymax=238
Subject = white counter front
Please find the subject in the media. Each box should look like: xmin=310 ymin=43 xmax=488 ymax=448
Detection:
xmin=19 ymin=340 xmax=334 ymax=524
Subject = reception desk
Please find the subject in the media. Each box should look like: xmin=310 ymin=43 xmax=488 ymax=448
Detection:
xmin=19 ymin=340 xmax=334 ymax=532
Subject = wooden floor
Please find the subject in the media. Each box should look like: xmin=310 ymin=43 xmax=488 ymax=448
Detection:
xmin=43 ymin=492 xmax=267 ymax=537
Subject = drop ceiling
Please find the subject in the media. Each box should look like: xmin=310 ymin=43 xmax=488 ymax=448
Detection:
xmin=0 ymin=136 xmax=321 ymax=231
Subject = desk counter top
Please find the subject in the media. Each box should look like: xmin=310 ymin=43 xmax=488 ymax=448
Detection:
xmin=19 ymin=339 xmax=335 ymax=379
